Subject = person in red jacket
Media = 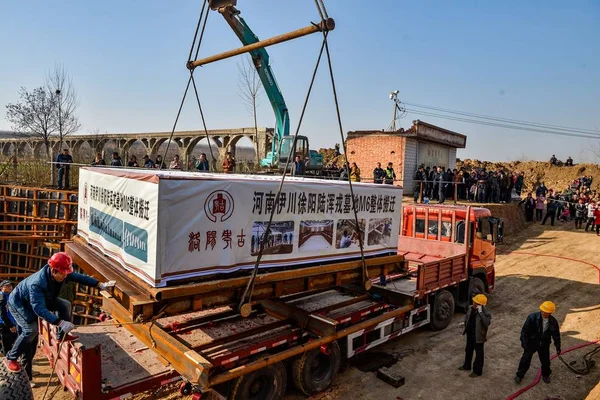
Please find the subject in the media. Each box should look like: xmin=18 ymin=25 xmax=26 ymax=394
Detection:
xmin=594 ymin=207 xmax=600 ymax=236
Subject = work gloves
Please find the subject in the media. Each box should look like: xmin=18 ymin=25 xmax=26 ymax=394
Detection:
xmin=58 ymin=320 xmax=75 ymax=334
xmin=98 ymin=280 xmax=116 ymax=291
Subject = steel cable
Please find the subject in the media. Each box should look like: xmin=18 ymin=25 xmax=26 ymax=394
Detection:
xmin=239 ymin=34 xmax=329 ymax=309
xmin=322 ymin=30 xmax=369 ymax=285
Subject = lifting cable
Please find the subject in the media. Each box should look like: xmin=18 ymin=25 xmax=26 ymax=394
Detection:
xmin=316 ymin=0 xmax=369 ymax=286
xmin=161 ymin=0 xmax=215 ymax=169
xmin=238 ymin=32 xmax=329 ymax=311
xmin=240 ymin=0 xmax=371 ymax=309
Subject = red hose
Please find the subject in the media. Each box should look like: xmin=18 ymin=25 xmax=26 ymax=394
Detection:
xmin=505 ymin=340 xmax=600 ymax=400
xmin=499 ymin=251 xmax=600 ymax=398
xmin=500 ymin=250 xmax=600 ymax=284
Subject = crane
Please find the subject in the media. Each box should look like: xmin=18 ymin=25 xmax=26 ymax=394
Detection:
xmin=210 ymin=0 xmax=324 ymax=170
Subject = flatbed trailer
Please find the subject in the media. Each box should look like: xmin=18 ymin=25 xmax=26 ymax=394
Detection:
xmin=27 ymin=206 xmax=497 ymax=400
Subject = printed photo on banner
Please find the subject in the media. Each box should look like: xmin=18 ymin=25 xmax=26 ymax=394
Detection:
xmin=367 ymin=218 xmax=393 ymax=246
xmin=335 ymin=219 xmax=365 ymax=249
xmin=298 ymin=220 xmax=333 ymax=252
xmin=251 ymin=221 xmax=295 ymax=256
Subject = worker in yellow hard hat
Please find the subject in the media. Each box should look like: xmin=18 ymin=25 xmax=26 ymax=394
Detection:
xmin=458 ymin=293 xmax=491 ymax=377
xmin=515 ymin=301 xmax=561 ymax=384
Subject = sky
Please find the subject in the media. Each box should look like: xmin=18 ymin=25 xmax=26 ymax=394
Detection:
xmin=1 ymin=0 xmax=599 ymax=162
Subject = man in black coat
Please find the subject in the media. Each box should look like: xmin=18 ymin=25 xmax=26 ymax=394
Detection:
xmin=515 ymin=301 xmax=561 ymax=384
xmin=413 ymin=166 xmax=425 ymax=203
xmin=458 ymin=294 xmax=492 ymax=377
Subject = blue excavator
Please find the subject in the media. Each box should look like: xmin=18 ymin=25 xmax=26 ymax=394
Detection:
xmin=209 ymin=0 xmax=325 ymax=171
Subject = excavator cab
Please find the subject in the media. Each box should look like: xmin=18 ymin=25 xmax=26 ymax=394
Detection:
xmin=278 ymin=136 xmax=309 ymax=170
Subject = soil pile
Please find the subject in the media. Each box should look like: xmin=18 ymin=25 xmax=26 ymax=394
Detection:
xmin=457 ymin=159 xmax=600 ymax=193
xmin=319 ymin=147 xmax=346 ymax=167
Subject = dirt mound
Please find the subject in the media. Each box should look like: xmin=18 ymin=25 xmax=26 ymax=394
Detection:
xmin=319 ymin=147 xmax=346 ymax=167
xmin=457 ymin=159 xmax=600 ymax=193
xmin=483 ymin=202 xmax=526 ymax=236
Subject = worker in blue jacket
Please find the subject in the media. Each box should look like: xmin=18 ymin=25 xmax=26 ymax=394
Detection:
xmin=3 ymin=252 xmax=115 ymax=377
xmin=0 ymin=280 xmax=17 ymax=355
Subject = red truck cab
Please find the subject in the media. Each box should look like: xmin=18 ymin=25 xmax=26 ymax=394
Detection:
xmin=400 ymin=204 xmax=503 ymax=295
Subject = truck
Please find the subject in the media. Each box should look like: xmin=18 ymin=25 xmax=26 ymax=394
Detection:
xmin=8 ymin=203 xmax=502 ymax=400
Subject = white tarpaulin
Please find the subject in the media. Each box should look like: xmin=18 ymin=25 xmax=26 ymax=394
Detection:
xmin=78 ymin=168 xmax=403 ymax=287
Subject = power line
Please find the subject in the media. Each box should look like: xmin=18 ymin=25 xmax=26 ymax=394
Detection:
xmin=404 ymin=108 xmax=600 ymax=140
xmin=403 ymin=101 xmax=600 ymax=136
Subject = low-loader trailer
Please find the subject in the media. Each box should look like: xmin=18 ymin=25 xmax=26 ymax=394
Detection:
xmin=27 ymin=204 xmax=501 ymax=400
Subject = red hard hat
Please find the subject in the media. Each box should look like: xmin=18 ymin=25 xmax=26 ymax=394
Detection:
xmin=48 ymin=252 xmax=73 ymax=274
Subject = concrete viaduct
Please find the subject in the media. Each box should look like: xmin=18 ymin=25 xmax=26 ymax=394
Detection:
xmin=0 ymin=127 xmax=273 ymax=163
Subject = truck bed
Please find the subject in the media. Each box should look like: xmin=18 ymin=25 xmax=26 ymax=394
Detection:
xmin=74 ymin=324 xmax=173 ymax=389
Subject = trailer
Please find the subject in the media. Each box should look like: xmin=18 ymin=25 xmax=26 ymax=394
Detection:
xmin=18 ymin=204 xmax=500 ymax=400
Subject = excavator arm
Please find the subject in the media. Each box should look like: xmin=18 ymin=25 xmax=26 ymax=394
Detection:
xmin=211 ymin=1 xmax=289 ymax=167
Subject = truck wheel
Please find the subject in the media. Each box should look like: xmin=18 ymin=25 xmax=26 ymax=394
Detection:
xmin=430 ymin=290 xmax=455 ymax=331
xmin=468 ymin=277 xmax=486 ymax=300
xmin=292 ymin=342 xmax=341 ymax=396
xmin=0 ymin=362 xmax=34 ymax=400
xmin=230 ymin=361 xmax=287 ymax=400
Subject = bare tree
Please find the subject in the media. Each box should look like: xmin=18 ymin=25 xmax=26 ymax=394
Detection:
xmin=46 ymin=64 xmax=81 ymax=151
xmin=6 ymin=86 xmax=57 ymax=160
xmin=237 ymin=56 xmax=263 ymax=162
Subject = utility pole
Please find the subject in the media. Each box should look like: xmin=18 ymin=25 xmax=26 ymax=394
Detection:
xmin=387 ymin=90 xmax=406 ymax=132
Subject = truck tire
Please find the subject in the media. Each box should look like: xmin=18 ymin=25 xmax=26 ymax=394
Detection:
xmin=0 ymin=363 xmax=34 ymax=400
xmin=430 ymin=290 xmax=455 ymax=331
xmin=291 ymin=341 xmax=341 ymax=396
xmin=230 ymin=361 xmax=287 ymax=400
xmin=468 ymin=277 xmax=486 ymax=300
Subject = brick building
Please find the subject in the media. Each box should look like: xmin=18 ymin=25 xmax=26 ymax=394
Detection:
xmin=346 ymin=120 xmax=467 ymax=195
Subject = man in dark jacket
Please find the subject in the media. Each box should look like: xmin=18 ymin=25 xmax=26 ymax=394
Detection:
xmin=413 ymin=166 xmax=425 ymax=203
xmin=55 ymin=148 xmax=73 ymax=189
xmin=542 ymin=197 xmax=557 ymax=226
xmin=3 ymin=252 xmax=114 ymax=376
xmin=435 ymin=167 xmax=446 ymax=204
xmin=515 ymin=301 xmax=561 ymax=384
xmin=519 ymin=192 xmax=536 ymax=222
xmin=536 ymin=183 xmax=548 ymax=197
xmin=0 ymin=280 xmax=17 ymax=355
xmin=515 ymin=172 xmax=524 ymax=196
xmin=373 ymin=162 xmax=385 ymax=184
xmin=458 ymin=294 xmax=492 ymax=377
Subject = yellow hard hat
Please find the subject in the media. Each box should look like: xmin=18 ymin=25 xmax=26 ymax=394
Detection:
xmin=540 ymin=301 xmax=556 ymax=314
xmin=472 ymin=294 xmax=488 ymax=306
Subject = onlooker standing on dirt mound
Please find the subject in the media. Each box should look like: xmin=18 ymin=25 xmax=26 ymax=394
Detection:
xmin=585 ymin=201 xmax=596 ymax=232
xmin=515 ymin=172 xmax=525 ymax=196
xmin=574 ymin=198 xmax=587 ymax=229
xmin=542 ymin=196 xmax=557 ymax=226
xmin=535 ymin=194 xmax=546 ymax=221
xmin=594 ymin=205 xmax=600 ymax=236
xmin=458 ymin=294 xmax=491 ymax=378
xmin=515 ymin=301 xmax=561 ymax=384
xmin=536 ymin=183 xmax=548 ymax=197
xmin=519 ymin=193 xmax=535 ymax=222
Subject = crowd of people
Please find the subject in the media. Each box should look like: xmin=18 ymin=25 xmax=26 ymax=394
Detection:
xmin=411 ymin=165 xmax=524 ymax=204
xmin=91 ymin=151 xmax=218 ymax=172
xmin=519 ymin=176 xmax=600 ymax=234
xmin=549 ymin=154 xmax=574 ymax=167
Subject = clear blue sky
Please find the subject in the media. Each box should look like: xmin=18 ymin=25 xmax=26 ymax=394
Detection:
xmin=1 ymin=0 xmax=599 ymax=162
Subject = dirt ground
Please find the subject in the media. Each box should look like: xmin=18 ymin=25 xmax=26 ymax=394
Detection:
xmin=31 ymin=213 xmax=600 ymax=400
